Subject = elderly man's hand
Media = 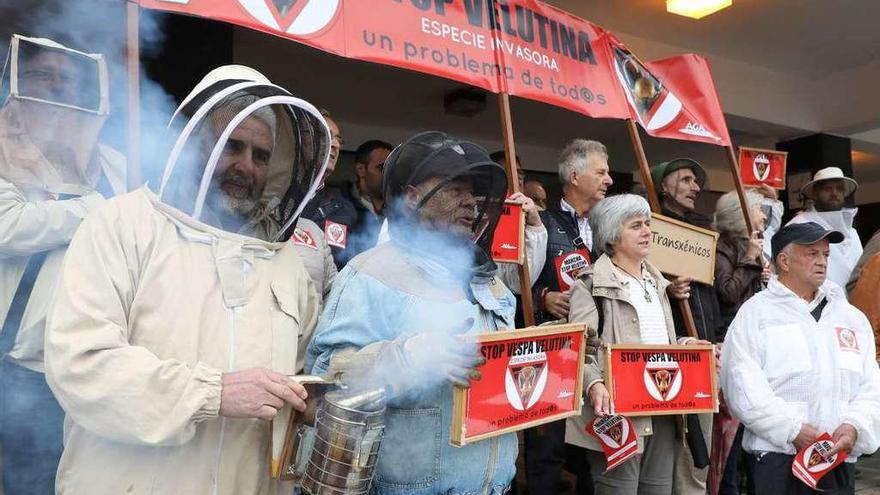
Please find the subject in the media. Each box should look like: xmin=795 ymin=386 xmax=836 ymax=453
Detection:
xmin=793 ymin=423 xmax=821 ymax=452
xmin=667 ymin=276 xmax=692 ymax=299
xmin=544 ymin=291 xmax=570 ymax=319
xmin=219 ymin=368 xmax=308 ymax=421
xmin=508 ymin=192 xmax=542 ymax=227
xmin=827 ymin=423 xmax=859 ymax=457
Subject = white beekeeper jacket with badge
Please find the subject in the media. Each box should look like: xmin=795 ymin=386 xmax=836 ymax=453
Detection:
xmin=0 ymin=35 xmax=126 ymax=372
xmin=720 ymin=276 xmax=880 ymax=461
xmin=44 ymin=65 xmax=329 ymax=494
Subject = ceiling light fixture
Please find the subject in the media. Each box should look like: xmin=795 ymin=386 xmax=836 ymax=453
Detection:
xmin=666 ymin=0 xmax=732 ymax=19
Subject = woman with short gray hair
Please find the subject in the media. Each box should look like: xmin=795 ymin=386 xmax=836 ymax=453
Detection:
xmin=565 ymin=194 xmax=702 ymax=494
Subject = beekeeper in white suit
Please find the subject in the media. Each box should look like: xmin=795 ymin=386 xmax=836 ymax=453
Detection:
xmin=0 ymin=35 xmax=126 ymax=495
xmin=44 ymin=65 xmax=327 ymax=495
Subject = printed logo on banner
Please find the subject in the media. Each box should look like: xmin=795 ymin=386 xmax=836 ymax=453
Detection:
xmin=753 ymin=153 xmax=771 ymax=181
xmin=554 ymin=249 xmax=592 ymax=291
xmin=836 ymin=326 xmax=860 ymax=353
xmin=291 ymin=227 xmax=318 ymax=250
xmin=643 ymin=355 xmax=683 ymax=402
xmin=504 ymin=351 xmax=549 ymax=411
xmin=589 ymin=415 xmax=639 ymax=471
xmin=324 ymin=220 xmax=348 ymax=249
xmin=237 ymin=0 xmax=340 ymax=36
xmin=679 ymin=122 xmax=718 ymax=141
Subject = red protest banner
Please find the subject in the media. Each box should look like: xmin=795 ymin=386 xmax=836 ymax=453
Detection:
xmin=605 ymin=344 xmax=718 ymax=416
xmin=451 ymin=324 xmax=585 ymax=446
xmin=491 ymin=200 xmax=525 ymax=264
xmin=608 ymin=35 xmax=731 ymax=147
xmin=738 ymin=147 xmax=787 ymax=189
xmin=137 ymin=0 xmax=730 ymax=147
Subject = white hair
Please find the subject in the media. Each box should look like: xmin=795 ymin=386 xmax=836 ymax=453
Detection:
xmin=713 ymin=189 xmax=764 ymax=237
xmin=589 ymin=194 xmax=651 ymax=257
xmin=557 ymin=139 xmax=608 ymax=185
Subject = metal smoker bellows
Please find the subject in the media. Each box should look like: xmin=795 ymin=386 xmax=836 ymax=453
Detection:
xmin=301 ymin=388 xmax=387 ymax=495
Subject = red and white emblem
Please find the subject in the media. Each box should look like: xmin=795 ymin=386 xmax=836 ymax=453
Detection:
xmin=291 ymin=227 xmax=318 ymax=250
xmin=505 ymin=352 xmax=549 ymax=411
xmin=836 ymin=326 xmax=859 ymax=353
xmin=554 ymin=249 xmax=591 ymax=291
xmin=324 ymin=220 xmax=348 ymax=249
xmin=237 ymin=0 xmax=340 ymax=36
xmin=752 ymin=153 xmax=771 ymax=181
xmin=643 ymin=355 xmax=683 ymax=402
xmin=589 ymin=415 xmax=639 ymax=471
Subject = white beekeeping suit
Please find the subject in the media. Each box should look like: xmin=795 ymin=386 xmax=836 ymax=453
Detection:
xmin=0 ymin=35 xmax=125 ymax=495
xmin=44 ymin=65 xmax=328 ymax=495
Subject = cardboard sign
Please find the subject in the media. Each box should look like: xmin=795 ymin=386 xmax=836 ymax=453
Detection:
xmin=554 ymin=249 xmax=592 ymax=291
xmin=648 ymin=213 xmax=719 ymax=285
xmin=491 ymin=201 xmax=525 ymax=264
xmin=739 ymin=147 xmax=787 ymax=189
xmin=791 ymin=433 xmax=847 ymax=490
xmin=589 ymin=415 xmax=639 ymax=471
xmin=451 ymin=324 xmax=586 ymax=446
xmin=605 ymin=344 xmax=718 ymax=416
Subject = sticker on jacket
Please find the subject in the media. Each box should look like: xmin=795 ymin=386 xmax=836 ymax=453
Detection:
xmin=291 ymin=228 xmax=318 ymax=250
xmin=324 ymin=221 xmax=348 ymax=249
xmin=554 ymin=249 xmax=592 ymax=291
xmin=835 ymin=326 xmax=859 ymax=353
xmin=588 ymin=415 xmax=638 ymax=471
xmin=791 ymin=433 xmax=846 ymax=490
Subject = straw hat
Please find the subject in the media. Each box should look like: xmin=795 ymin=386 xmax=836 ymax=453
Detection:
xmin=800 ymin=167 xmax=858 ymax=199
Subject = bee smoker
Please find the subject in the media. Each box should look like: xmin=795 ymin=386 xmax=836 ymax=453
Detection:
xmin=300 ymin=387 xmax=387 ymax=495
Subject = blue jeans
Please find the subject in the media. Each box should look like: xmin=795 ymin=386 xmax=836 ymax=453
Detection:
xmin=0 ymin=359 xmax=65 ymax=495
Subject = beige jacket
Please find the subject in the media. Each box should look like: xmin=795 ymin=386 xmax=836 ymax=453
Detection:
xmin=45 ymin=188 xmax=320 ymax=495
xmin=564 ymin=254 xmax=680 ymax=453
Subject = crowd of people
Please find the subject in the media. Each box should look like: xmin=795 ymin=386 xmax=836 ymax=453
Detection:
xmin=1 ymin=35 xmax=879 ymax=495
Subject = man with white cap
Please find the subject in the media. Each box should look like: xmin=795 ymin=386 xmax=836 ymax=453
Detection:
xmin=787 ymin=167 xmax=861 ymax=289
xmin=44 ymin=66 xmax=328 ymax=494
xmin=721 ymin=221 xmax=880 ymax=494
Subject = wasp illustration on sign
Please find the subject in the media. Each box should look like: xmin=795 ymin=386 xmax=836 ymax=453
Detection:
xmin=753 ymin=153 xmax=770 ymax=181
xmin=237 ymin=0 xmax=340 ymax=36
xmin=505 ymin=352 xmax=549 ymax=411
xmin=643 ymin=355 xmax=683 ymax=402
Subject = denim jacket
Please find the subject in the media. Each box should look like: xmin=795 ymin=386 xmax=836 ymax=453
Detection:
xmin=306 ymin=241 xmax=518 ymax=495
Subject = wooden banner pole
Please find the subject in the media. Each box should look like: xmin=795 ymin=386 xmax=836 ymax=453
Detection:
xmin=126 ymin=1 xmax=141 ymax=191
xmin=724 ymin=145 xmax=755 ymax=233
xmin=626 ymin=119 xmax=698 ymax=339
xmin=498 ymin=93 xmax=535 ymax=327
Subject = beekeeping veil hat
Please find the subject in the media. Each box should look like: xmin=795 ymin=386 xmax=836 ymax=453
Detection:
xmin=0 ymin=34 xmax=109 ymax=196
xmin=158 ymin=65 xmax=330 ymax=241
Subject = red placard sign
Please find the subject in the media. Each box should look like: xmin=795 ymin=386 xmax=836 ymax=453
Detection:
xmin=491 ymin=201 xmax=525 ymax=264
xmin=739 ymin=147 xmax=787 ymax=190
xmin=554 ymin=249 xmax=592 ymax=291
xmin=451 ymin=324 xmax=585 ymax=446
xmin=605 ymin=344 xmax=718 ymax=416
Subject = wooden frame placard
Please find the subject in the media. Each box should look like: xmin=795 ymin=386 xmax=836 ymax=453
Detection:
xmin=738 ymin=146 xmax=788 ymax=190
xmin=605 ymin=344 xmax=718 ymax=417
xmin=491 ymin=200 xmax=526 ymax=264
xmin=451 ymin=323 xmax=586 ymax=446
xmin=649 ymin=213 xmax=720 ymax=285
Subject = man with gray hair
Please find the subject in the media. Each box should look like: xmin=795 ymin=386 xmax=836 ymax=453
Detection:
xmin=525 ymin=138 xmax=613 ymax=495
xmin=721 ymin=222 xmax=880 ymax=494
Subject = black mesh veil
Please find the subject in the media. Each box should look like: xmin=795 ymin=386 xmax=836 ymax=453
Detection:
xmin=383 ymin=131 xmax=508 ymax=257
xmin=157 ymin=79 xmax=329 ymax=241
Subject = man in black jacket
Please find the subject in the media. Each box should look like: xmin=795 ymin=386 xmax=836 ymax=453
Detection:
xmin=525 ymin=138 xmax=613 ymax=495
xmin=651 ymin=158 xmax=723 ymax=495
